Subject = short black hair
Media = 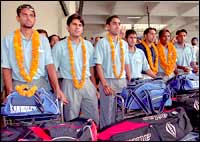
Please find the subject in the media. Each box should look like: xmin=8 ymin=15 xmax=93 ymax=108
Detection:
xmin=48 ymin=34 xmax=60 ymax=42
xmin=17 ymin=4 xmax=36 ymax=17
xmin=37 ymin=29 xmax=48 ymax=37
xmin=158 ymin=28 xmax=171 ymax=38
xmin=176 ymin=29 xmax=187 ymax=35
xmin=143 ymin=27 xmax=157 ymax=36
xmin=191 ymin=37 xmax=198 ymax=42
xmin=67 ymin=13 xmax=84 ymax=26
xmin=106 ymin=15 xmax=120 ymax=25
xmin=125 ymin=29 xmax=137 ymax=39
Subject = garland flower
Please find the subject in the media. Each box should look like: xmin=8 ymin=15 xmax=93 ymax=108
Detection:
xmin=13 ymin=29 xmax=40 ymax=96
xmin=107 ymin=33 xmax=125 ymax=79
xmin=157 ymin=41 xmax=177 ymax=76
xmin=67 ymin=36 xmax=87 ymax=89
xmin=15 ymin=84 xmax=38 ymax=97
xmin=141 ymin=39 xmax=158 ymax=74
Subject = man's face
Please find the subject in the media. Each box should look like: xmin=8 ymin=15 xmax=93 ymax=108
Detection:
xmin=107 ymin=18 xmax=121 ymax=36
xmin=50 ymin=36 xmax=60 ymax=48
xmin=177 ymin=32 xmax=187 ymax=44
xmin=145 ymin=29 xmax=156 ymax=43
xmin=67 ymin=19 xmax=83 ymax=37
xmin=192 ymin=39 xmax=198 ymax=46
xmin=127 ymin=33 xmax=137 ymax=47
xmin=17 ymin=8 xmax=36 ymax=29
xmin=159 ymin=31 xmax=171 ymax=45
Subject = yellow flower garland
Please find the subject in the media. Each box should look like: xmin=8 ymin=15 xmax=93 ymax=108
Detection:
xmin=141 ymin=40 xmax=158 ymax=74
xmin=13 ymin=29 xmax=40 ymax=96
xmin=157 ymin=41 xmax=177 ymax=76
xmin=67 ymin=37 xmax=87 ymax=89
xmin=107 ymin=33 xmax=125 ymax=79
xmin=15 ymin=85 xmax=38 ymax=97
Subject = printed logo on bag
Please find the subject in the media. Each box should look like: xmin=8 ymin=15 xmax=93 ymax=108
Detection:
xmin=166 ymin=122 xmax=176 ymax=138
xmin=127 ymin=133 xmax=151 ymax=141
xmin=143 ymin=113 xmax=168 ymax=121
xmin=10 ymin=105 xmax=37 ymax=113
xmin=193 ymin=100 xmax=199 ymax=111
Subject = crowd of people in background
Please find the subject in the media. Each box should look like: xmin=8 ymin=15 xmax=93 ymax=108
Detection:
xmin=1 ymin=4 xmax=199 ymax=130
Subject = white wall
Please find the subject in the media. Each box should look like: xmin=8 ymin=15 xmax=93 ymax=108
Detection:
xmin=1 ymin=1 xmax=66 ymax=39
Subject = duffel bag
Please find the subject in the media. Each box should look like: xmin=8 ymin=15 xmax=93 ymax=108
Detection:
xmin=172 ymin=93 xmax=199 ymax=131
xmin=1 ymin=118 xmax=97 ymax=141
xmin=166 ymin=73 xmax=199 ymax=95
xmin=1 ymin=88 xmax=59 ymax=116
xmin=118 ymin=78 xmax=172 ymax=114
xmin=98 ymin=107 xmax=193 ymax=141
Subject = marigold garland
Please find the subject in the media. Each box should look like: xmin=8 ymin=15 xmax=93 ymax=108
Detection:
xmin=13 ymin=29 xmax=40 ymax=95
xmin=157 ymin=41 xmax=177 ymax=76
xmin=67 ymin=37 xmax=87 ymax=89
xmin=15 ymin=84 xmax=38 ymax=97
xmin=107 ymin=33 xmax=125 ymax=79
xmin=141 ymin=40 xmax=158 ymax=74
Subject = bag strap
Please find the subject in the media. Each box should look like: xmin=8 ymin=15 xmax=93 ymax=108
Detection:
xmin=128 ymin=89 xmax=151 ymax=115
xmin=29 ymin=126 xmax=52 ymax=141
xmin=34 ymin=92 xmax=44 ymax=113
xmin=143 ymin=88 xmax=170 ymax=114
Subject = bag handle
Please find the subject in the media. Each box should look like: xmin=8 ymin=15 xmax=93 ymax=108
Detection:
xmin=143 ymin=88 xmax=170 ymax=114
xmin=34 ymin=91 xmax=44 ymax=113
xmin=128 ymin=89 xmax=152 ymax=115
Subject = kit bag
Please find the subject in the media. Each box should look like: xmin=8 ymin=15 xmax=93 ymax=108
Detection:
xmin=1 ymin=88 xmax=59 ymax=116
xmin=1 ymin=118 xmax=97 ymax=141
xmin=98 ymin=107 xmax=193 ymax=141
xmin=171 ymin=93 xmax=199 ymax=131
xmin=166 ymin=73 xmax=199 ymax=96
xmin=118 ymin=78 xmax=172 ymax=115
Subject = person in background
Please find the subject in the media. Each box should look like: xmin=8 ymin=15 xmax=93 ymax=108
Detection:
xmin=157 ymin=28 xmax=177 ymax=81
xmin=48 ymin=34 xmax=60 ymax=48
xmin=1 ymin=4 xmax=67 ymax=104
xmin=37 ymin=29 xmax=48 ymax=38
xmin=125 ymin=29 xmax=156 ymax=80
xmin=136 ymin=27 xmax=158 ymax=79
xmin=191 ymin=37 xmax=199 ymax=65
xmin=94 ymin=15 xmax=131 ymax=129
xmin=174 ymin=29 xmax=198 ymax=74
xmin=93 ymin=36 xmax=101 ymax=47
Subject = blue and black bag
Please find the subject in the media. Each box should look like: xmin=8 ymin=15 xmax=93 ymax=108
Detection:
xmin=1 ymin=88 xmax=59 ymax=116
xmin=118 ymin=78 xmax=172 ymax=115
xmin=166 ymin=73 xmax=199 ymax=95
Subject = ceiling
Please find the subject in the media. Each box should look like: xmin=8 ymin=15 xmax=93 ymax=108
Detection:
xmin=79 ymin=1 xmax=199 ymax=35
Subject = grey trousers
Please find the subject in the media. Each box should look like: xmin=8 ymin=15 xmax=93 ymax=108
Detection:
xmin=13 ymin=77 xmax=51 ymax=92
xmin=99 ymin=78 xmax=127 ymax=129
xmin=61 ymin=78 xmax=99 ymax=125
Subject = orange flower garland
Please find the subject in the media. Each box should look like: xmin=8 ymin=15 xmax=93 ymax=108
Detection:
xmin=67 ymin=37 xmax=87 ymax=89
xmin=141 ymin=40 xmax=158 ymax=74
xmin=15 ymin=85 xmax=38 ymax=97
xmin=107 ymin=33 xmax=125 ymax=79
xmin=13 ymin=29 xmax=40 ymax=95
xmin=157 ymin=41 xmax=177 ymax=76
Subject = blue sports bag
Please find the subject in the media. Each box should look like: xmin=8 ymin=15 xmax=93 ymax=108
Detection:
xmin=1 ymin=88 xmax=60 ymax=116
xmin=118 ymin=78 xmax=172 ymax=114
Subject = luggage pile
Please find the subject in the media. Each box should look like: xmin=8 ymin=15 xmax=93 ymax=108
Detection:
xmin=1 ymin=74 xmax=199 ymax=141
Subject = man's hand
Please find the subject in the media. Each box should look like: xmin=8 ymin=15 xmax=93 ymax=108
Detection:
xmin=56 ymin=89 xmax=68 ymax=105
xmin=103 ymin=84 xmax=115 ymax=96
xmin=182 ymin=66 xmax=191 ymax=73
